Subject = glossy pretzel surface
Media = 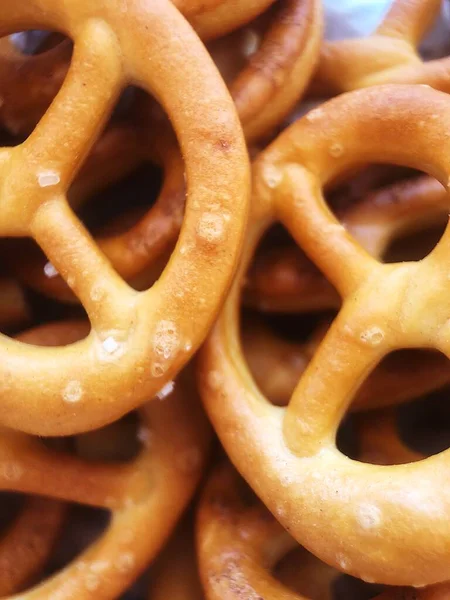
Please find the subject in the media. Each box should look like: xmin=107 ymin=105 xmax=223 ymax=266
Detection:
xmin=0 ymin=0 xmax=249 ymax=436
xmin=200 ymin=83 xmax=450 ymax=586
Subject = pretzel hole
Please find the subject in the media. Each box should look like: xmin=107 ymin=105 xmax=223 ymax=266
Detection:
xmin=336 ymin=415 xmax=359 ymax=460
xmin=332 ymin=574 xmax=385 ymax=600
xmin=23 ymin=286 xmax=87 ymax=329
xmin=9 ymin=31 xmax=67 ymax=56
xmin=79 ymin=163 xmax=162 ymax=237
xmin=0 ymin=262 xmax=29 ymax=335
xmin=419 ymin=16 xmax=450 ymax=61
xmin=8 ymin=313 xmax=90 ymax=351
xmin=327 ymin=167 xmax=447 ymax=268
xmin=31 ymin=411 xmax=141 ymax=462
xmin=327 ymin=164 xmax=414 ymax=216
xmin=241 ymin=307 xmax=335 ymax=407
xmin=382 ymin=222 xmax=446 ymax=263
xmin=244 ymin=223 xmax=340 ymax=313
xmin=397 ymin=387 xmax=450 ymax=457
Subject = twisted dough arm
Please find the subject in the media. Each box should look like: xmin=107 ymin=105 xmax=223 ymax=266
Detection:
xmin=242 ymin=317 xmax=450 ymax=411
xmin=245 ymin=175 xmax=447 ymax=313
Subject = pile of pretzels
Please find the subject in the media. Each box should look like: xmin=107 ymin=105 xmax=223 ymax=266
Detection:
xmin=1 ymin=0 xmax=450 ymax=597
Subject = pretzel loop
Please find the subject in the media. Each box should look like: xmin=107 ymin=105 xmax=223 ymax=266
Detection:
xmin=200 ymin=85 xmax=450 ymax=586
xmin=0 ymin=0 xmax=249 ymax=436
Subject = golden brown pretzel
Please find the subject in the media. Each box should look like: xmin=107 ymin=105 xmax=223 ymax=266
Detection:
xmin=197 ymin=462 xmax=299 ymax=599
xmin=0 ymin=319 xmax=210 ymax=598
xmin=245 ymin=174 xmax=447 ymax=313
xmin=177 ymin=0 xmax=276 ymax=41
xmin=151 ymin=469 xmax=340 ymax=600
xmin=211 ymin=0 xmax=323 ymax=143
xmin=13 ymin=0 xmax=321 ymax=306
xmin=311 ymin=0 xmax=450 ymax=96
xmin=199 ymin=83 xmax=450 ymax=586
xmin=151 ymin=512 xmax=326 ymax=600
xmin=243 ymin=317 xmax=450 ymax=411
xmin=0 ymin=0 xmax=249 ymax=436
xmin=0 ymin=496 xmax=65 ymax=595
xmin=149 ymin=518 xmax=204 ymax=600
xmin=198 ymin=462 xmax=374 ymax=599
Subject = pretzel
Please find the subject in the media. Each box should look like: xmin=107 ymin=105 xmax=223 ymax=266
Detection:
xmin=151 ymin=469 xmax=341 ymax=599
xmin=149 ymin=518 xmax=204 ymax=600
xmin=0 ymin=318 xmax=210 ymax=597
xmin=212 ymin=0 xmax=323 ymax=143
xmin=243 ymin=317 xmax=450 ymax=411
xmin=178 ymin=0 xmax=276 ymax=41
xmin=0 ymin=0 xmax=249 ymax=436
xmin=0 ymin=496 xmax=66 ymax=595
xmin=245 ymin=174 xmax=447 ymax=313
xmin=311 ymin=0 xmax=450 ymax=96
xmin=12 ymin=0 xmax=321 ymax=306
xmin=149 ymin=409 xmax=450 ymax=599
xmin=199 ymin=462 xmax=372 ymax=599
xmin=0 ymin=0 xmax=319 ymax=138
xmin=199 ymin=83 xmax=450 ymax=586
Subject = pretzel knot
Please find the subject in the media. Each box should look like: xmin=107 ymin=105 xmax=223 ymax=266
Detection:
xmin=200 ymin=83 xmax=450 ymax=587
xmin=0 ymin=0 xmax=249 ymax=436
